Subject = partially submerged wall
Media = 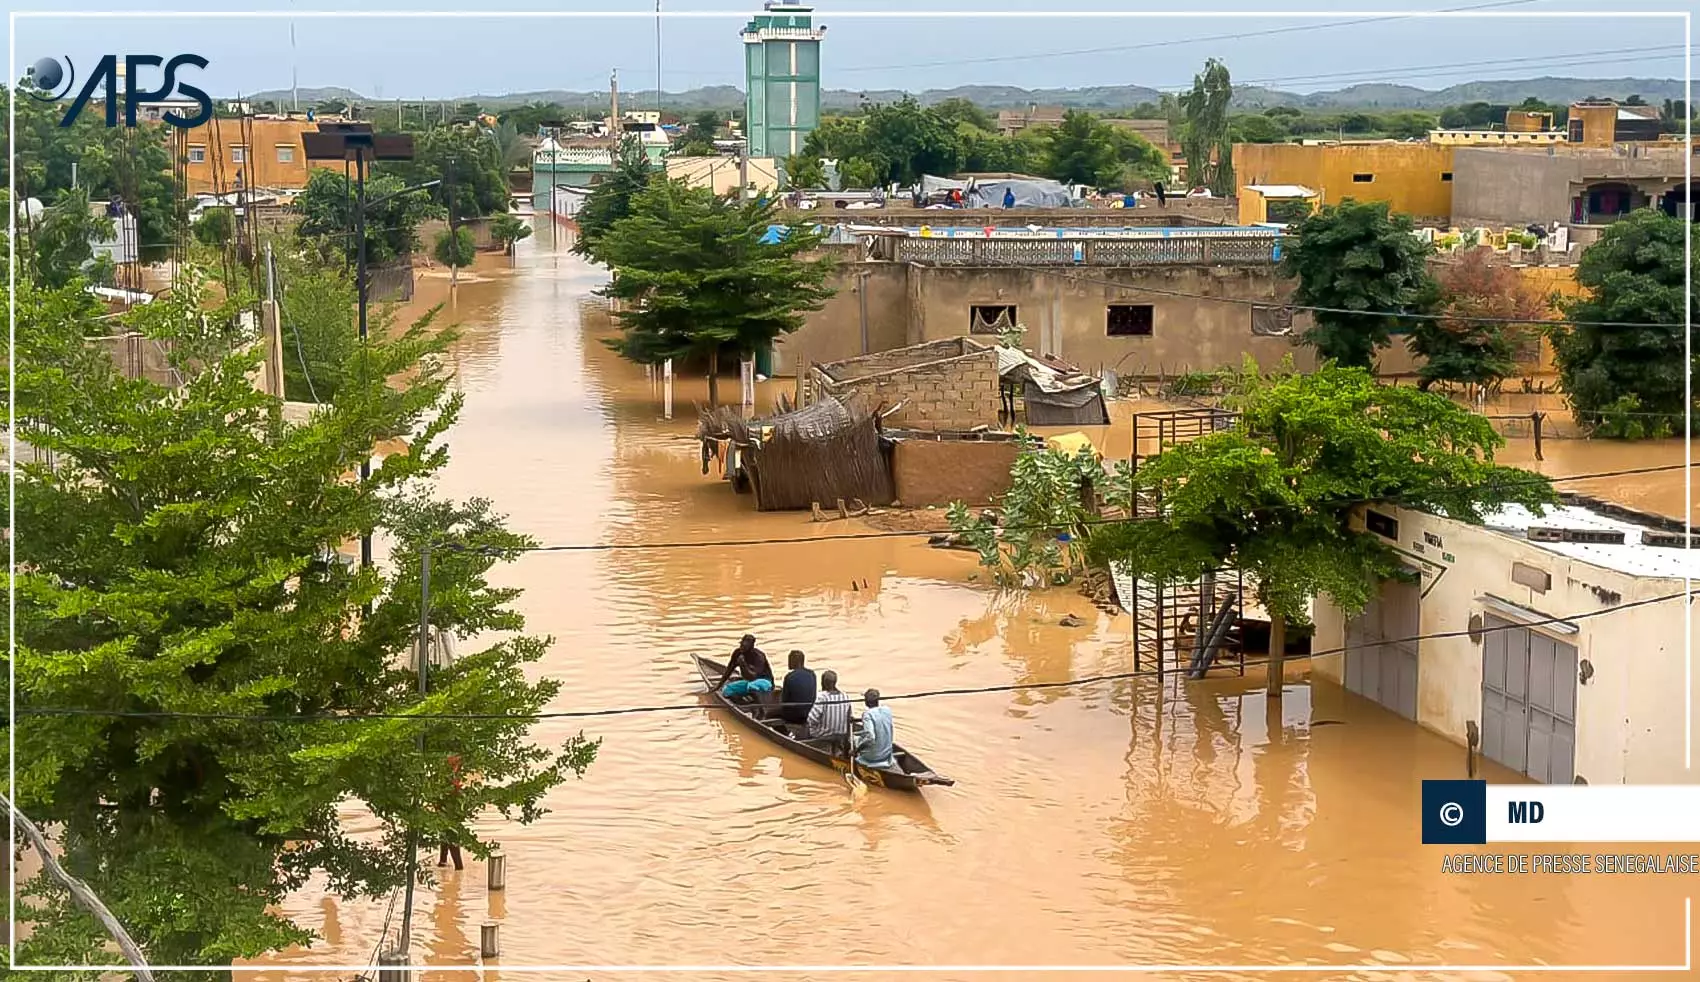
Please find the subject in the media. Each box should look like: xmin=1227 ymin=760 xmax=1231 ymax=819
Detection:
xmin=891 ymin=436 xmax=1022 ymax=507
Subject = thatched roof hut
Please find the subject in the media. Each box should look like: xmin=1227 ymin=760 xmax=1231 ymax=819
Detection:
xmin=697 ymin=396 xmax=894 ymax=512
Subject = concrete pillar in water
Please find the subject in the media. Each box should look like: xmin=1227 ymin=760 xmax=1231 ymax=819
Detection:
xmin=377 ymin=950 xmax=410 ymax=982
xmin=480 ymin=922 xmax=500 ymax=958
xmin=663 ymin=360 xmax=674 ymax=420
xmin=740 ymin=358 xmax=755 ymax=417
xmin=487 ymin=850 xmax=507 ymax=891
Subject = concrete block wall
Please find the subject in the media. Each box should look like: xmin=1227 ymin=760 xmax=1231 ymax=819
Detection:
xmin=812 ymin=344 xmax=1000 ymax=431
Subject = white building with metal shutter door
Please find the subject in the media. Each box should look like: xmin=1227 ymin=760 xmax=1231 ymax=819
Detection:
xmin=1312 ymin=499 xmax=1695 ymax=785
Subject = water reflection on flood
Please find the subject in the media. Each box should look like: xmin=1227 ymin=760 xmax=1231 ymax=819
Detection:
xmin=248 ymin=231 xmax=1693 ymax=981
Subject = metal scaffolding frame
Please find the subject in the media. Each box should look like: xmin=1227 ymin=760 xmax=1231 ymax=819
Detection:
xmin=1127 ymin=408 xmax=1248 ymax=683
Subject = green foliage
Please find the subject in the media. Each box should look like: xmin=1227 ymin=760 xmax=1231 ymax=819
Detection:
xmin=489 ymin=119 xmax=535 ymax=172
xmin=434 ymin=226 xmax=478 ymax=269
xmin=947 ymin=434 xmax=1132 ymax=588
xmin=123 ymin=265 xmax=258 ymax=368
xmin=379 ymin=124 xmax=510 ymax=218
xmin=1044 ymin=110 xmax=1169 ymax=190
xmin=499 ymin=101 xmax=572 ymax=134
xmin=595 ymin=179 xmax=836 ymax=404
xmin=1412 ymin=249 xmax=1546 ymax=392
xmin=29 ymin=187 xmax=114 ymax=289
xmin=274 ymin=249 xmax=359 ymax=402
xmin=932 ymin=97 xmax=995 ymax=132
xmin=1085 ymin=361 xmax=1557 ymax=624
xmin=490 ymin=212 xmax=534 ymax=254
xmin=1550 ymin=209 xmax=1698 ymax=437
xmin=1180 ymin=59 xmax=1234 ymax=195
xmin=193 ymin=206 xmax=236 ymax=248
xmin=1590 ymin=394 xmax=1674 ymax=440
xmin=5 ymin=79 xmax=186 ymax=247
xmin=10 ymin=268 xmax=596 ymax=969
xmin=674 ymin=110 xmax=722 ymax=156
xmin=1166 ymin=370 xmax=1222 ymax=398
xmin=295 ymin=169 xmax=440 ymax=267
xmin=783 ymin=153 xmax=826 ymax=190
xmin=572 ymin=137 xmax=653 ymax=266
xmin=1284 ymin=199 xmax=1440 ymax=369
xmin=858 ymin=97 xmax=964 ymax=184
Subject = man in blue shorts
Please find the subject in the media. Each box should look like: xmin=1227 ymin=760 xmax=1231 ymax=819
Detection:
xmin=718 ymin=634 xmax=774 ymax=701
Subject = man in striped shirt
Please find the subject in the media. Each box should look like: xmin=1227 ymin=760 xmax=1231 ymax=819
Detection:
xmin=807 ymin=669 xmax=852 ymax=754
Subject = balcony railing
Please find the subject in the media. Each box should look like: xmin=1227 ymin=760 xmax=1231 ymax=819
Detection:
xmin=883 ymin=233 xmax=1282 ymax=266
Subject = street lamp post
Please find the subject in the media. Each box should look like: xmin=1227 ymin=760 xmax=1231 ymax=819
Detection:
xmin=301 ymin=125 xmax=433 ymax=571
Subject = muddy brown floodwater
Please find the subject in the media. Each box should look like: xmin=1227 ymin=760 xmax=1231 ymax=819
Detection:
xmin=251 ymin=231 xmax=1694 ymax=982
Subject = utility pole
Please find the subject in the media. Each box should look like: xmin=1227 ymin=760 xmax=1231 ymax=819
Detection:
xmin=446 ymin=158 xmax=458 ymax=290
xmin=655 ymin=0 xmax=664 ymax=114
xmin=290 ymin=20 xmax=299 ymax=112
xmin=739 ymin=139 xmax=750 ymax=202
xmin=857 ymin=269 xmax=870 ymax=355
xmin=609 ymin=70 xmax=620 ymax=140
xmin=355 ymin=150 xmax=372 ymax=571
xmin=397 ymin=540 xmax=434 ymax=958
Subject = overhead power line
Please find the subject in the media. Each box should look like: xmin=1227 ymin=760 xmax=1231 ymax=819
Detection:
xmin=469 ymin=462 xmax=1697 ymax=555
xmin=13 ymin=588 xmax=1694 ymax=726
xmin=833 ymin=0 xmax=1544 ymax=75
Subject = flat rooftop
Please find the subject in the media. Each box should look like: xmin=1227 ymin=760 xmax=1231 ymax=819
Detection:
xmin=1482 ymin=502 xmax=1694 ymax=580
xmin=862 ymin=224 xmax=1279 ymax=240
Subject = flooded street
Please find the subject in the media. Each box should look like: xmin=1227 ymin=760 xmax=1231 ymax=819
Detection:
xmin=255 ymin=230 xmax=1692 ymax=980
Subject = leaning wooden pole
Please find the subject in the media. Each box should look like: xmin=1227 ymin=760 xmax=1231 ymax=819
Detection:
xmin=4 ymin=794 xmax=156 ymax=981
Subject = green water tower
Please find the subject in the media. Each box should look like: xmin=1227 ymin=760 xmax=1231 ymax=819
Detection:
xmin=741 ymin=1 xmax=826 ymax=159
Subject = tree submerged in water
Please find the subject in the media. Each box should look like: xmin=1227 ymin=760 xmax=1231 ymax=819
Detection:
xmin=594 ymin=178 xmax=836 ymax=407
xmin=1085 ymin=358 xmax=1557 ymax=696
xmin=1547 ymin=209 xmax=1696 ymax=439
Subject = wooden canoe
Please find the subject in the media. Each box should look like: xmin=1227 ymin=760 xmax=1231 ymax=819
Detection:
xmin=692 ymin=655 xmax=955 ymax=792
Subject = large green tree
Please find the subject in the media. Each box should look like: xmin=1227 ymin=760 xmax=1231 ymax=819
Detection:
xmin=572 ymin=137 xmax=654 ymax=266
xmin=1180 ymin=59 xmax=1234 ymax=195
xmin=596 ymin=179 xmax=836 ymax=406
xmin=1087 ymin=361 xmax=1557 ymax=696
xmin=6 ymin=79 xmax=186 ymax=248
xmin=855 ymin=97 xmax=963 ymax=184
xmin=1411 ymin=248 xmax=1549 ymax=392
xmin=1043 ymin=110 xmax=1123 ymax=187
xmin=295 ymin=168 xmax=441 ymax=267
xmin=1549 ymin=209 xmax=1698 ymax=438
xmin=1284 ymin=199 xmax=1440 ymax=369
xmin=379 ymin=124 xmax=510 ymax=219
xmin=10 ymin=270 xmax=597 ymax=971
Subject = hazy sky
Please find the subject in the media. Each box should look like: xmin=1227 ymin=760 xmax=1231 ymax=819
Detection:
xmin=8 ymin=0 xmax=1692 ymax=102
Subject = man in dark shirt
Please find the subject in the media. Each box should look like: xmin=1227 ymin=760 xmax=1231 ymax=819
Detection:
xmin=778 ymin=650 xmax=817 ymax=726
xmin=717 ymin=634 xmax=774 ymax=700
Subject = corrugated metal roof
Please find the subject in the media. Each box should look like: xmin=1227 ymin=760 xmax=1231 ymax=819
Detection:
xmin=1481 ymin=503 xmax=1697 ymax=580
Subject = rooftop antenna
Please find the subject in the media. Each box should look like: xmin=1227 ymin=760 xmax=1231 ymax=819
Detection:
xmin=289 ymin=1 xmax=298 ymax=112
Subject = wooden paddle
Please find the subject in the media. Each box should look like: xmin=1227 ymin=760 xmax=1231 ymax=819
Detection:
xmin=842 ymin=721 xmax=866 ymax=796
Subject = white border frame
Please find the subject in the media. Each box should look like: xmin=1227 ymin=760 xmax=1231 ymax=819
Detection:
xmin=7 ymin=5 xmax=1694 ymax=975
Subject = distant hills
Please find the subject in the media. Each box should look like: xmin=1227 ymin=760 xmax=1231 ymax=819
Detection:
xmin=248 ymin=76 xmax=1684 ymax=115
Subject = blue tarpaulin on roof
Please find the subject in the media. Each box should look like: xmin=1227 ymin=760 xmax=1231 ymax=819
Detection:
xmin=760 ymin=225 xmax=788 ymax=244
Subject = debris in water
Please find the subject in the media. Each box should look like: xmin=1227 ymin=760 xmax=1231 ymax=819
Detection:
xmin=1059 ymin=613 xmax=1086 ymax=627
